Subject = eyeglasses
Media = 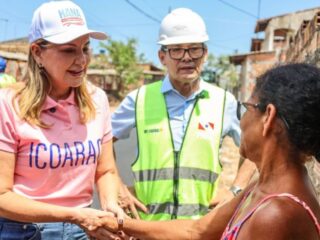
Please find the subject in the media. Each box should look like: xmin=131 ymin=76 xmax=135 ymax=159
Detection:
xmin=161 ymin=46 xmax=205 ymax=60
xmin=237 ymin=101 xmax=263 ymax=120
xmin=237 ymin=101 xmax=290 ymax=130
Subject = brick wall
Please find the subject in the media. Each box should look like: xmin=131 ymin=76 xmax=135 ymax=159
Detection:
xmin=286 ymin=12 xmax=320 ymax=63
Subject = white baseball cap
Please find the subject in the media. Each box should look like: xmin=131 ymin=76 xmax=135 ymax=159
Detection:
xmin=28 ymin=0 xmax=107 ymax=44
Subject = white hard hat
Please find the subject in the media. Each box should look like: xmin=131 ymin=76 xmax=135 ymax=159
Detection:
xmin=158 ymin=8 xmax=209 ymax=45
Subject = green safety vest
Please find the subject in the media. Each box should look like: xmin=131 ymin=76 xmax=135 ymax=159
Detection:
xmin=0 ymin=73 xmax=16 ymax=88
xmin=133 ymin=80 xmax=226 ymax=220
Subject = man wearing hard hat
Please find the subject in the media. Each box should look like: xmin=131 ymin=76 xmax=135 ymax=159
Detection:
xmin=0 ymin=57 xmax=16 ymax=88
xmin=112 ymin=8 xmax=256 ymax=221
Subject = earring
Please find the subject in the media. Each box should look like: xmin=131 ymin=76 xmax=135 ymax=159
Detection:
xmin=38 ymin=63 xmax=44 ymax=69
xmin=38 ymin=63 xmax=46 ymax=75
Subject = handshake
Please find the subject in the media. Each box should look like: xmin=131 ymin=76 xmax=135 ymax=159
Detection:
xmin=82 ymin=186 xmax=147 ymax=240
xmin=86 ymin=215 xmax=139 ymax=240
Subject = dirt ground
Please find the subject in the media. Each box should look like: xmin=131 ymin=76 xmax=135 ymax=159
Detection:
xmin=218 ymin=136 xmax=241 ymax=190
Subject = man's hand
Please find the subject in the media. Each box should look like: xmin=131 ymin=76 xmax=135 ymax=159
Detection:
xmin=104 ymin=201 xmax=126 ymax=222
xmin=86 ymin=216 xmax=139 ymax=240
xmin=118 ymin=184 xmax=148 ymax=219
xmin=209 ymin=187 xmax=234 ymax=208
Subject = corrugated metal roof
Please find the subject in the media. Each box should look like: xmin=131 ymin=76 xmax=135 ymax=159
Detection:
xmin=0 ymin=50 xmax=27 ymax=61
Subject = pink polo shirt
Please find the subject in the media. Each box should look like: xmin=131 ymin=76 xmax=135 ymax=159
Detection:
xmin=0 ymin=86 xmax=112 ymax=207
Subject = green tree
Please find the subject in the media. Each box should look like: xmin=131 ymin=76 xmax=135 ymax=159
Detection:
xmin=204 ymin=53 xmax=239 ymax=91
xmin=100 ymin=38 xmax=143 ymax=98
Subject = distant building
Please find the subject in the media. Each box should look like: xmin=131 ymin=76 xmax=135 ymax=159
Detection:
xmin=0 ymin=38 xmax=29 ymax=82
xmin=230 ymin=7 xmax=320 ymax=101
xmin=139 ymin=63 xmax=164 ymax=84
xmin=87 ymin=68 xmax=118 ymax=91
xmin=0 ymin=37 xmax=29 ymax=54
xmin=286 ymin=12 xmax=320 ymax=65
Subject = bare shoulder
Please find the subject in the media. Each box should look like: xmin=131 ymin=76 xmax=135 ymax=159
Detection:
xmin=239 ymin=196 xmax=319 ymax=240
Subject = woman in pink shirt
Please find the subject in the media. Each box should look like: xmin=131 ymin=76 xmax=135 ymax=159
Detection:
xmin=0 ymin=1 xmax=125 ymax=239
xmin=89 ymin=63 xmax=320 ymax=240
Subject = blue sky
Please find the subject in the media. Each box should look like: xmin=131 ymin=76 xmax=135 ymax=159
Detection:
xmin=1 ymin=0 xmax=319 ymax=66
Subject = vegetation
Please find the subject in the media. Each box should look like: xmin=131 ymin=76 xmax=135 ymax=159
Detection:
xmin=203 ymin=53 xmax=239 ymax=91
xmin=99 ymin=38 xmax=143 ymax=98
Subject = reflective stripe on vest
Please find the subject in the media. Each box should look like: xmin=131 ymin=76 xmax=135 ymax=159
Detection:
xmin=139 ymin=202 xmax=209 ymax=220
xmin=132 ymin=167 xmax=219 ymax=182
xmin=133 ymin=80 xmax=226 ymax=220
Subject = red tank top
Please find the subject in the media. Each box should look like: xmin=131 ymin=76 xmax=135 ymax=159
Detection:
xmin=220 ymin=192 xmax=320 ymax=240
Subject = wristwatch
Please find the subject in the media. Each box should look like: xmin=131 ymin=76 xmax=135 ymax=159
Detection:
xmin=117 ymin=218 xmax=124 ymax=231
xmin=230 ymin=185 xmax=242 ymax=196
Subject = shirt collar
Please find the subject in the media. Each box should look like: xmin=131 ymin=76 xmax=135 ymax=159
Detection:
xmin=160 ymin=75 xmax=209 ymax=100
xmin=41 ymin=89 xmax=76 ymax=111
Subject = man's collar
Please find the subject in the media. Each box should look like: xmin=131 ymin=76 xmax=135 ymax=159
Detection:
xmin=160 ymin=75 xmax=209 ymax=99
xmin=160 ymin=75 xmax=174 ymax=94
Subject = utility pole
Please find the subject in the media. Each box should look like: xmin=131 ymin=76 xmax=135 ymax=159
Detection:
xmin=256 ymin=0 xmax=261 ymax=39
xmin=0 ymin=18 xmax=9 ymax=41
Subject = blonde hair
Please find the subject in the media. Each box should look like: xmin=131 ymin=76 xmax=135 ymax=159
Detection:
xmin=14 ymin=47 xmax=96 ymax=128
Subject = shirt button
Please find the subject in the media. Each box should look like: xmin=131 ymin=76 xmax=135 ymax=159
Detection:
xmin=22 ymin=224 xmax=27 ymax=229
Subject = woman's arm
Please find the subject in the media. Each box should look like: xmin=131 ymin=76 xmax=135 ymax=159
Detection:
xmin=95 ymin=139 xmax=124 ymax=219
xmin=0 ymin=150 xmax=108 ymax=230
xmin=90 ymin=188 xmax=248 ymax=240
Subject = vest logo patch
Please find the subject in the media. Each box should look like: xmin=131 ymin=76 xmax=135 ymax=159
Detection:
xmin=144 ymin=128 xmax=163 ymax=134
xmin=198 ymin=122 xmax=214 ymax=131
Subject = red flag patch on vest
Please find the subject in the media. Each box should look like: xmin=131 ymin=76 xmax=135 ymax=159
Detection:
xmin=198 ymin=122 xmax=214 ymax=131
